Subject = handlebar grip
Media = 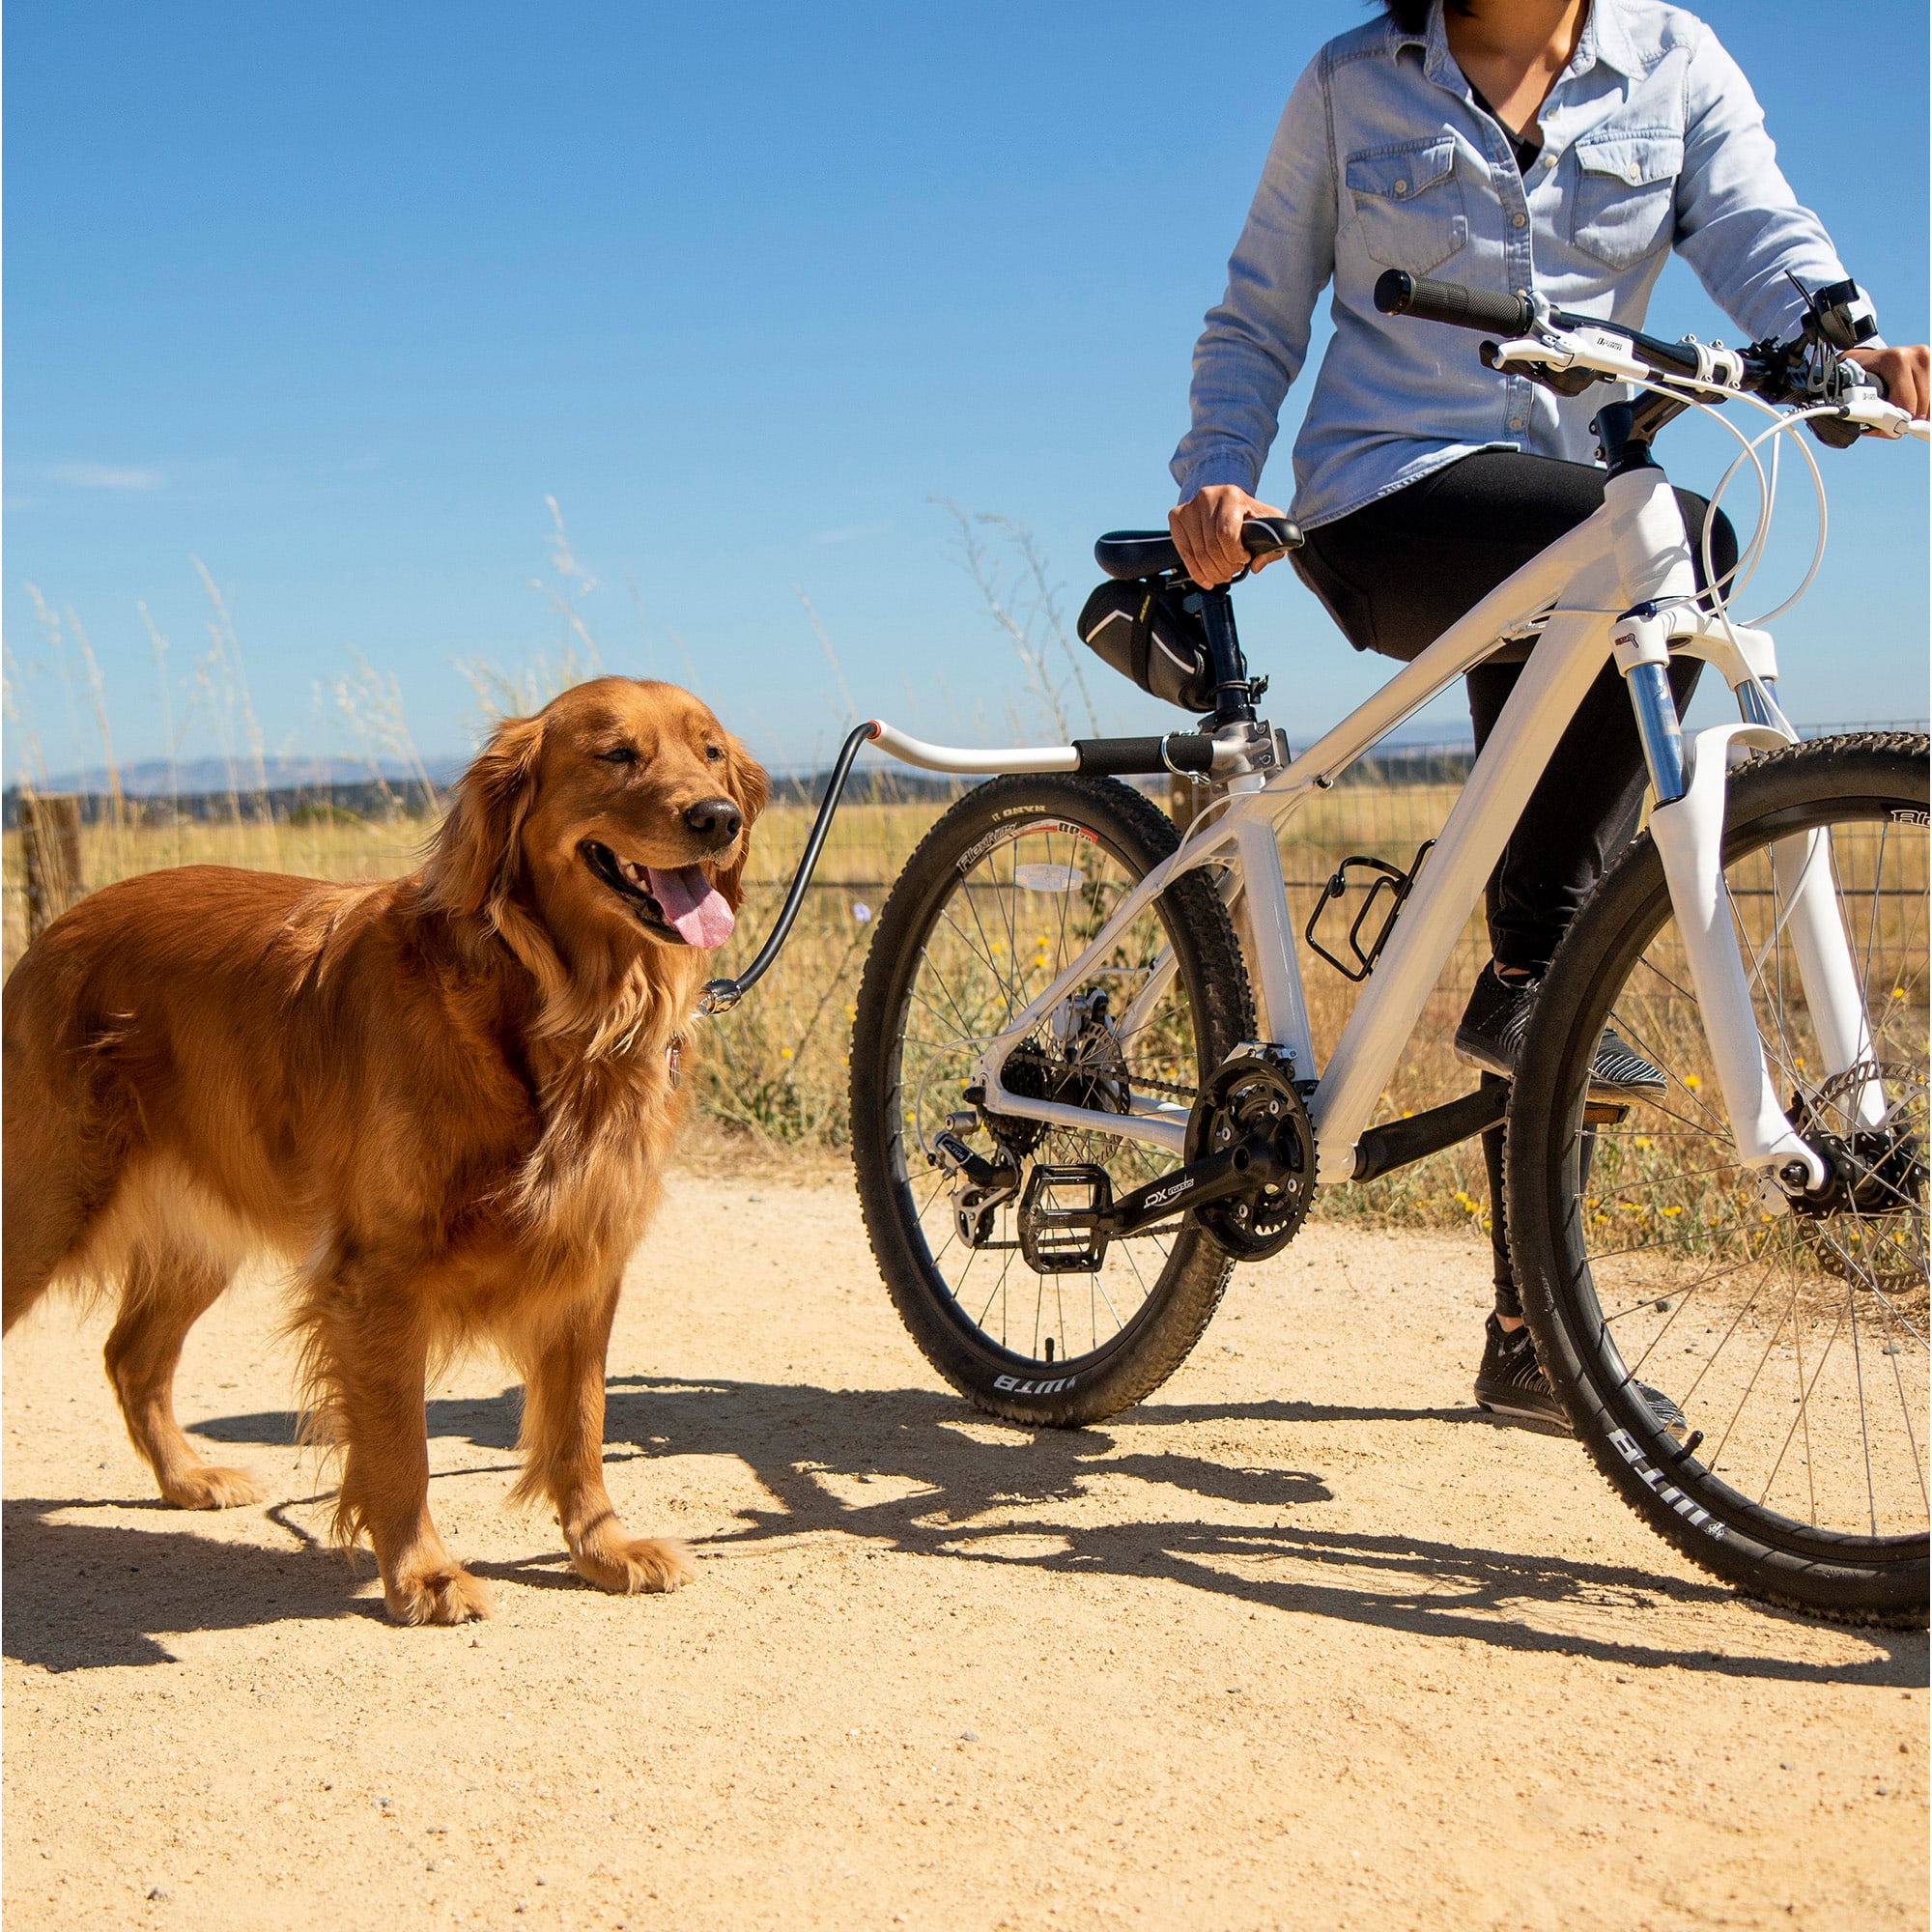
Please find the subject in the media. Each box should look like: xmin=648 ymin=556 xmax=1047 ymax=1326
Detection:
xmin=1240 ymin=515 xmax=1303 ymax=557
xmin=1375 ymin=270 xmax=1534 ymax=338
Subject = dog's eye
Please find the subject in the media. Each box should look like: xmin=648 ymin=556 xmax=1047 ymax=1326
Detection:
xmin=704 ymin=744 xmax=724 ymax=763
xmin=598 ymin=747 xmax=638 ymax=766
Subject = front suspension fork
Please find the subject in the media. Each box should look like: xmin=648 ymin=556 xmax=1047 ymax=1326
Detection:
xmin=1621 ymin=626 xmax=1878 ymax=1194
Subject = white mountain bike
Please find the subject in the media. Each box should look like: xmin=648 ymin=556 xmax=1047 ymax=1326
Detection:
xmin=708 ymin=271 xmax=1930 ymax=1624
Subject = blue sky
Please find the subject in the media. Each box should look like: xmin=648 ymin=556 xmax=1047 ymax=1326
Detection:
xmin=7 ymin=0 xmax=1927 ymax=782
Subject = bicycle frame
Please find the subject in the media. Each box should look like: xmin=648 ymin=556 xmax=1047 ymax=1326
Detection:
xmin=863 ymin=466 xmax=1871 ymax=1197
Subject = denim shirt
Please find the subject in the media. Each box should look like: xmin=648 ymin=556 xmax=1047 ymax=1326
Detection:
xmin=1171 ymin=0 xmax=1863 ymax=527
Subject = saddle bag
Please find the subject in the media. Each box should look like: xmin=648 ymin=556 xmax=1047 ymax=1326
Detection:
xmin=1075 ymin=581 xmax=1215 ymax=712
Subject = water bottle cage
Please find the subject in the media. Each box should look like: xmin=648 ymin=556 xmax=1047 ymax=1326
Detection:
xmin=1304 ymin=840 xmax=1435 ymax=983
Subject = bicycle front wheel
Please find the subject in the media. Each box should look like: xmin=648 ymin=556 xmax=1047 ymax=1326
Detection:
xmin=1509 ymin=733 xmax=1929 ymax=1624
xmin=849 ymin=775 xmax=1253 ymax=1427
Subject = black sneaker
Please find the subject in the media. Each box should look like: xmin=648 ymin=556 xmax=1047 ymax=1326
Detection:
xmin=1473 ymin=1313 xmax=1690 ymax=1443
xmin=1454 ymin=962 xmax=1666 ymax=1102
xmin=1454 ymin=964 xmax=1537 ymax=1081
xmin=1474 ymin=1311 xmax=1571 ymax=1432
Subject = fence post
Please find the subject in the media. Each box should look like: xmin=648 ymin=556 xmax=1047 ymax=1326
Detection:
xmin=21 ymin=793 xmax=85 ymax=941
xmin=1168 ymin=774 xmax=1203 ymax=835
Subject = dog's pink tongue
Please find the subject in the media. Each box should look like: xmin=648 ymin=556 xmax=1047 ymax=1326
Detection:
xmin=647 ymin=866 xmax=734 ymax=949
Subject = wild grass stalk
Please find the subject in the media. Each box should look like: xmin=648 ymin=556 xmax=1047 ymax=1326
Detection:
xmin=933 ymin=498 xmax=1100 ymax=740
xmin=192 ymin=554 xmax=281 ymax=868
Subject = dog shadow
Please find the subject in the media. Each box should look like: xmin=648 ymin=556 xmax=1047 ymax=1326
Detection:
xmin=1 ymin=1495 xmax=381 ymax=1671
xmin=13 ymin=1377 xmax=1925 ymax=1687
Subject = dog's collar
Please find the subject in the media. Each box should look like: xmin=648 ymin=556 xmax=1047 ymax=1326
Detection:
xmin=667 ymin=1031 xmax=684 ymax=1091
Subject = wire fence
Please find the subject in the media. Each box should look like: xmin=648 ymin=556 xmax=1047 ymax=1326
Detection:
xmin=6 ymin=721 xmax=1923 ymax=1234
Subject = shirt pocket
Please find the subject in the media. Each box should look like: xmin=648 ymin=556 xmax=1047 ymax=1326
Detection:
xmin=1571 ymin=129 xmax=1683 ymax=271
xmin=1345 ymin=138 xmax=1467 ymax=274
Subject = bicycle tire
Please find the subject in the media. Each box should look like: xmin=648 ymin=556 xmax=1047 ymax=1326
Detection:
xmin=1508 ymin=733 xmax=1930 ymax=1625
xmin=849 ymin=774 xmax=1253 ymax=1427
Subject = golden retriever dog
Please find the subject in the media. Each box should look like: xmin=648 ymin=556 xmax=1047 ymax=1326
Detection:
xmin=3 ymin=677 xmax=766 ymax=1624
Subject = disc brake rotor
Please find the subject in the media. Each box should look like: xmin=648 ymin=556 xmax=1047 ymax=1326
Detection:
xmin=1791 ymin=1059 xmax=1929 ymax=1293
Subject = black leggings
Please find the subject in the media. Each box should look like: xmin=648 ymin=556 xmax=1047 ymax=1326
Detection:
xmin=1293 ymin=450 xmax=1735 ymax=1309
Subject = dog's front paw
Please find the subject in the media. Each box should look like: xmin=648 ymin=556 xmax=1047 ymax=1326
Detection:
xmin=571 ymin=1534 xmax=696 ymax=1596
xmin=162 ymin=1464 xmax=267 ymax=1510
xmin=384 ymin=1563 xmax=494 ymax=1626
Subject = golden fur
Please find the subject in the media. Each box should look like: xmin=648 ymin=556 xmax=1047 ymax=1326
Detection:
xmin=3 ymin=678 xmax=767 ymax=1624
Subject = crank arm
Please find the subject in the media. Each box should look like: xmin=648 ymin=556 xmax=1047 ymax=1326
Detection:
xmin=1103 ymin=1140 xmax=1286 ymax=1239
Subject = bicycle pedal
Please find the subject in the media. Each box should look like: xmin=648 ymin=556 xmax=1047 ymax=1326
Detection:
xmin=1018 ymin=1164 xmax=1113 ymax=1274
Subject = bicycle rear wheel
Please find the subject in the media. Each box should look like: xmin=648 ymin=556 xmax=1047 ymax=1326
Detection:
xmin=849 ymin=775 xmax=1252 ymax=1427
xmin=1509 ymin=734 xmax=1929 ymax=1624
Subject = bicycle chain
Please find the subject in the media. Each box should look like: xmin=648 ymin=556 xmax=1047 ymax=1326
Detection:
xmin=1121 ymin=1069 xmax=1199 ymax=1101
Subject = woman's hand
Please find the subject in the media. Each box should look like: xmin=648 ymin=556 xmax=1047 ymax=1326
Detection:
xmin=1847 ymin=343 xmax=1931 ymax=420
xmin=1169 ymin=484 xmax=1289 ymax=587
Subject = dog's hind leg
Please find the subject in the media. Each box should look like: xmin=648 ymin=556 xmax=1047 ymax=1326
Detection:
xmin=513 ymin=1278 xmax=695 ymax=1597
xmin=2 ymin=1202 xmax=70 ymax=1337
xmin=104 ymin=1247 xmax=265 ymax=1509
xmin=3 ymin=1072 xmax=100 ymax=1337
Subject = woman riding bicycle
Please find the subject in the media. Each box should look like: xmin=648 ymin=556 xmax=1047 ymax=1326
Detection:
xmin=1166 ymin=0 xmax=1930 ymax=1428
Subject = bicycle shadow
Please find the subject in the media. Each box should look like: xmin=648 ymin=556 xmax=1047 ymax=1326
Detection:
xmin=14 ymin=1375 xmax=1920 ymax=1686
xmin=578 ymin=1373 xmax=1928 ymax=1686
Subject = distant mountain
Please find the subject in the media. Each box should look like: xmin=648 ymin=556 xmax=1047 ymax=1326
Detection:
xmin=16 ymin=754 xmax=467 ymax=799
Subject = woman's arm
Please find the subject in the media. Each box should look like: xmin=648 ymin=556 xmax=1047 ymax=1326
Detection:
xmin=1171 ymin=55 xmax=1337 ymax=517
xmin=1673 ymin=21 xmax=1927 ymax=416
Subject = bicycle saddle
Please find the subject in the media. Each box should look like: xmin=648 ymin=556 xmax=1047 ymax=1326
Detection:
xmin=1094 ymin=516 xmax=1302 ymax=582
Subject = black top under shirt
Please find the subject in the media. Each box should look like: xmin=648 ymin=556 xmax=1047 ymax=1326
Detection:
xmin=1469 ymin=84 xmax=1544 ymax=174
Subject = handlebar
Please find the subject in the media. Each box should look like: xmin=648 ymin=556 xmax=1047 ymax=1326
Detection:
xmin=1375 ymin=269 xmax=1704 ymax=383
xmin=1373 ymin=270 xmax=1532 ymax=340
xmin=1372 ymin=267 xmax=1925 ymax=443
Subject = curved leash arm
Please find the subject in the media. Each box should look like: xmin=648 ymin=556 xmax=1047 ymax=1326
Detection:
xmin=697 ymin=720 xmax=880 ymax=1015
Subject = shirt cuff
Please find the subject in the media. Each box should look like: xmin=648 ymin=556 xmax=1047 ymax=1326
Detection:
xmin=1171 ymin=447 xmax=1263 ymax=503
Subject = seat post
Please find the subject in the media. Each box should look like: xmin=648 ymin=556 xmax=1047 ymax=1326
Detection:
xmin=1198 ymin=589 xmax=1255 ymax=724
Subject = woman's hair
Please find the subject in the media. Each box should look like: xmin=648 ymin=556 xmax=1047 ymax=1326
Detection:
xmin=1378 ymin=0 xmax=1472 ymax=29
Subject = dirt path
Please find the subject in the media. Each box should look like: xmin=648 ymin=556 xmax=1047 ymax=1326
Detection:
xmin=4 ymin=1171 xmax=1924 ymax=1930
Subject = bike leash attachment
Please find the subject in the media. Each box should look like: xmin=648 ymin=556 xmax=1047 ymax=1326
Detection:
xmin=696 ymin=718 xmax=880 ymax=1016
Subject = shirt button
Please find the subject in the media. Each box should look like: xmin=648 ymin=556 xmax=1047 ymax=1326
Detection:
xmin=1627 ymin=163 xmax=1641 ymax=182
xmin=1394 ymin=179 xmax=1408 ymax=194
xmin=1512 ymin=211 xmax=1527 ymax=228
xmin=1508 ymin=418 xmax=1524 ymax=431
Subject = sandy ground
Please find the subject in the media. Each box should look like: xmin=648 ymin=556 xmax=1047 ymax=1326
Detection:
xmin=3 ymin=1168 xmax=1925 ymax=1932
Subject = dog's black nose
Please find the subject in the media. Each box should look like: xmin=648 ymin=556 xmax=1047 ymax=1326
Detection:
xmin=684 ymin=797 xmax=743 ymax=845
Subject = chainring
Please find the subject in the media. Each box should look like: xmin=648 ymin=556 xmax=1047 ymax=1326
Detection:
xmin=1182 ymin=1049 xmax=1316 ymax=1262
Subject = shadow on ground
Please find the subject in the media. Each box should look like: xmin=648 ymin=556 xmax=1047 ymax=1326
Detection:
xmin=1 ymin=1496 xmax=377 ymax=1671
xmin=10 ymin=1377 xmax=1925 ymax=1685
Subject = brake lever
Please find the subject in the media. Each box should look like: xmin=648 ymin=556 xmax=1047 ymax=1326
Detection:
xmin=1481 ymin=338 xmax=1601 ymax=397
xmin=1833 ymin=387 xmax=1917 ymax=440
xmin=1482 ymin=323 xmax=1655 ymax=396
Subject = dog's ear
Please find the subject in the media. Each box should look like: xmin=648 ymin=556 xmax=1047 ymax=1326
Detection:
xmin=715 ymin=736 xmax=770 ymax=912
xmin=423 ymin=713 xmax=546 ymax=922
